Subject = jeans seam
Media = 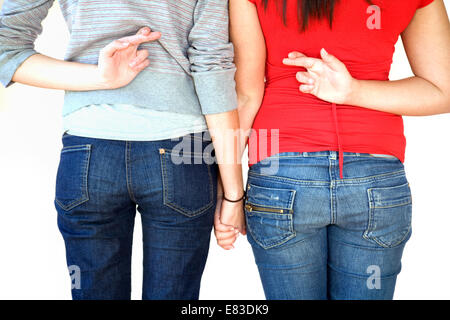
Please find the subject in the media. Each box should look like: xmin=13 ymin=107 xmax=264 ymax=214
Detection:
xmin=160 ymin=149 xmax=214 ymax=217
xmin=329 ymin=236 xmax=394 ymax=251
xmin=247 ymin=184 xmax=297 ymax=210
xmin=337 ymin=170 xmax=406 ymax=184
xmin=61 ymin=145 xmax=91 ymax=153
xmin=363 ymin=224 xmax=412 ymax=249
xmin=55 ymin=144 xmax=91 ymax=211
xmin=125 ymin=142 xmax=137 ymax=203
xmin=327 ymin=262 xmax=401 ymax=280
xmin=248 ymin=169 xmax=406 ymax=186
xmin=246 ymin=212 xmax=296 ymax=250
xmin=263 ymin=153 xmax=397 ymax=160
xmin=249 ymin=172 xmax=329 ymax=185
xmin=329 ymin=156 xmax=337 ymax=225
xmin=364 ymin=185 xmax=412 ymax=248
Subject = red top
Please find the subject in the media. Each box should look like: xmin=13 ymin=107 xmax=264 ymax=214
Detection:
xmin=248 ymin=0 xmax=434 ymax=177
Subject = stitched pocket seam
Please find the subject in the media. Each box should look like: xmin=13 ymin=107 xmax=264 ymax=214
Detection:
xmin=246 ymin=211 xmax=296 ymax=250
xmin=245 ymin=185 xmax=297 ymax=250
xmin=55 ymin=145 xmax=91 ymax=211
xmin=160 ymin=149 xmax=214 ymax=217
xmin=363 ymin=184 xmax=412 ymax=248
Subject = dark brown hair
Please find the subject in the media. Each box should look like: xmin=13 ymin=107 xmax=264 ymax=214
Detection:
xmin=262 ymin=0 xmax=372 ymax=31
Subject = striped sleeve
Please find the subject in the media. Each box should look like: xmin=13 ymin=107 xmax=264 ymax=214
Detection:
xmin=187 ymin=0 xmax=238 ymax=115
xmin=0 ymin=0 xmax=54 ymax=87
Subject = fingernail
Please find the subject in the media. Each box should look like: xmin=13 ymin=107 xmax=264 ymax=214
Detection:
xmin=308 ymin=78 xmax=314 ymax=84
xmin=283 ymin=58 xmax=289 ymax=64
xmin=321 ymin=48 xmax=328 ymax=56
xmin=288 ymin=52 xmax=295 ymax=58
xmin=122 ymin=42 xmax=130 ymax=47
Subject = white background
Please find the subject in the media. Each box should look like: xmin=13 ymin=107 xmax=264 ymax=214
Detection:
xmin=0 ymin=1 xmax=449 ymax=300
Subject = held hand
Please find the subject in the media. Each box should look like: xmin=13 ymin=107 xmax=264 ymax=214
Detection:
xmin=283 ymin=48 xmax=357 ymax=105
xmin=214 ymin=196 xmax=240 ymax=250
xmin=214 ymin=175 xmax=247 ymax=250
xmin=98 ymin=27 xmax=161 ymax=89
xmin=220 ymin=198 xmax=246 ymax=236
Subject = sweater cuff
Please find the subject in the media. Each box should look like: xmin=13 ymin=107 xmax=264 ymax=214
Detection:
xmin=0 ymin=49 xmax=37 ymax=88
xmin=192 ymin=68 xmax=238 ymax=115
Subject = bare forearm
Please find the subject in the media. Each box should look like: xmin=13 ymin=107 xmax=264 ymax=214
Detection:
xmin=205 ymin=110 xmax=244 ymax=199
xmin=12 ymin=54 xmax=108 ymax=91
xmin=348 ymin=76 xmax=450 ymax=116
xmin=237 ymin=95 xmax=263 ymax=153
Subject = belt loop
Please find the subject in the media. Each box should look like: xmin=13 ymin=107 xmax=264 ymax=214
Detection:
xmin=332 ymin=103 xmax=344 ymax=179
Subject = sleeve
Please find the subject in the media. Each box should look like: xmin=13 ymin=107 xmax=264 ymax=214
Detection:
xmin=0 ymin=0 xmax=54 ymax=88
xmin=418 ymin=0 xmax=434 ymax=9
xmin=187 ymin=0 xmax=238 ymax=115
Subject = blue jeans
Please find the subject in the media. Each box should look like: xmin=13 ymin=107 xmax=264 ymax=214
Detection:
xmin=245 ymin=151 xmax=412 ymax=300
xmin=55 ymin=133 xmax=217 ymax=300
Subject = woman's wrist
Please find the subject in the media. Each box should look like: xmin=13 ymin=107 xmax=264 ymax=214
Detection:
xmin=222 ymin=188 xmax=246 ymax=203
xmin=223 ymin=191 xmax=246 ymax=203
xmin=345 ymin=77 xmax=362 ymax=106
xmin=67 ymin=62 xmax=114 ymax=91
xmin=95 ymin=67 xmax=118 ymax=90
xmin=222 ymin=186 xmax=245 ymax=200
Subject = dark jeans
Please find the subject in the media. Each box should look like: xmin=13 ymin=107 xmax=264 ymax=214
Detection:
xmin=55 ymin=133 xmax=217 ymax=300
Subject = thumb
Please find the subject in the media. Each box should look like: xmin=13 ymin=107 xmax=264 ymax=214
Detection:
xmin=320 ymin=48 xmax=342 ymax=71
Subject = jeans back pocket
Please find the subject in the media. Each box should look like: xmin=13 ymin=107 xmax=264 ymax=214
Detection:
xmin=364 ymin=182 xmax=412 ymax=248
xmin=55 ymin=145 xmax=91 ymax=211
xmin=245 ymin=184 xmax=296 ymax=250
xmin=160 ymin=148 xmax=215 ymax=217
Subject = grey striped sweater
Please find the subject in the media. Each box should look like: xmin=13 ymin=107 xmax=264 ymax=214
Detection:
xmin=0 ymin=0 xmax=237 ymax=116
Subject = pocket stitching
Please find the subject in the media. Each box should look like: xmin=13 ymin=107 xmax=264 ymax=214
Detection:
xmin=160 ymin=149 xmax=214 ymax=217
xmin=55 ymin=145 xmax=91 ymax=211
xmin=61 ymin=145 xmax=90 ymax=153
xmin=245 ymin=185 xmax=297 ymax=250
xmin=363 ymin=184 xmax=412 ymax=248
xmin=246 ymin=211 xmax=296 ymax=250
xmin=247 ymin=184 xmax=296 ymax=211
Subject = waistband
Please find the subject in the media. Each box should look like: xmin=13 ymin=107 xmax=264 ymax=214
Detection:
xmin=265 ymin=151 xmax=398 ymax=160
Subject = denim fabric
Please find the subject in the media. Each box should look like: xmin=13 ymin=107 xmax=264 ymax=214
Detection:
xmin=245 ymin=151 xmax=412 ymax=300
xmin=55 ymin=133 xmax=217 ymax=300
